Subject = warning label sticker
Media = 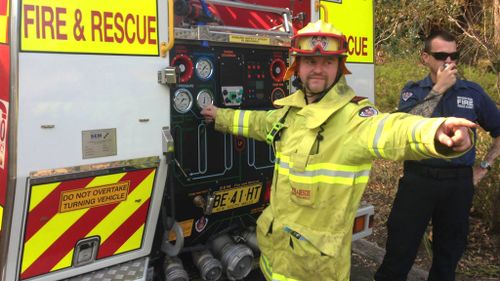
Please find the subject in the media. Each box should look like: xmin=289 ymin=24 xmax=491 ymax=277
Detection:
xmin=229 ymin=35 xmax=270 ymax=46
xmin=59 ymin=181 xmax=130 ymax=213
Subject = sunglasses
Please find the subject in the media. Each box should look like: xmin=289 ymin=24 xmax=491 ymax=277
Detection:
xmin=428 ymin=51 xmax=460 ymax=61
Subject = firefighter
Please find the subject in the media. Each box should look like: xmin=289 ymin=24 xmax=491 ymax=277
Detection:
xmin=201 ymin=20 xmax=475 ymax=281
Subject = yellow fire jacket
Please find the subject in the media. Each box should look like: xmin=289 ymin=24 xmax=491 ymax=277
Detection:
xmin=214 ymin=77 xmax=466 ymax=281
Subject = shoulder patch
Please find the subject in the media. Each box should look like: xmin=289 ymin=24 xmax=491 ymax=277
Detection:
xmin=359 ymin=106 xmax=378 ymax=117
xmin=350 ymin=96 xmax=368 ymax=104
xmin=401 ymin=91 xmax=413 ymax=101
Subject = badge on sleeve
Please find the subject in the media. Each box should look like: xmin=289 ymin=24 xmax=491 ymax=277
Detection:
xmin=359 ymin=106 xmax=378 ymax=117
xmin=401 ymin=91 xmax=413 ymax=101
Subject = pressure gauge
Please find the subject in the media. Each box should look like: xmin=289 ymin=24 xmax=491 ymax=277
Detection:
xmin=196 ymin=89 xmax=214 ymax=109
xmin=173 ymin=89 xmax=193 ymax=113
xmin=195 ymin=58 xmax=214 ymax=81
xmin=270 ymin=58 xmax=286 ymax=82
xmin=271 ymin=88 xmax=286 ymax=108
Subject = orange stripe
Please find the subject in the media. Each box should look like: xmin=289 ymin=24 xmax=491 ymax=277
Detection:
xmin=21 ymin=169 xmax=154 ymax=279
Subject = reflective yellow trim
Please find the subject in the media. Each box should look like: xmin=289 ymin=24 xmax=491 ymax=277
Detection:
xmin=260 ymin=255 xmax=301 ymax=281
xmin=272 ymin=272 xmax=301 ymax=281
xmin=371 ymin=115 xmax=391 ymax=158
xmin=115 ymin=224 xmax=145 ymax=254
xmin=276 ymin=158 xmax=371 ymax=185
xmin=306 ymin=162 xmax=371 ymax=172
xmin=260 ymin=255 xmax=272 ymax=280
xmin=232 ymin=110 xmax=251 ymax=137
xmin=232 ymin=110 xmax=241 ymax=135
xmin=0 ymin=206 xmax=3 ymax=231
xmin=375 ymin=115 xmax=397 ymax=158
xmin=286 ymin=173 xmax=369 ymax=185
xmin=367 ymin=116 xmax=380 ymax=158
xmin=243 ymin=111 xmax=250 ymax=137
xmin=410 ymin=120 xmax=431 ymax=157
xmin=29 ymin=182 xmax=59 ymax=212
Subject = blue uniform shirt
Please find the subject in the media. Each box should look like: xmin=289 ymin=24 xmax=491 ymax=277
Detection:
xmin=399 ymin=75 xmax=500 ymax=167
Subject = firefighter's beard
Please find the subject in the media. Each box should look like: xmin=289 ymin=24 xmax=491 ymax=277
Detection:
xmin=303 ymin=75 xmax=331 ymax=95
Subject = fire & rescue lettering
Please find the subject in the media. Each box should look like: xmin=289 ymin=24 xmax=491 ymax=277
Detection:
xmin=90 ymin=10 xmax=156 ymax=44
xmin=23 ymin=5 xmax=156 ymax=44
xmin=347 ymin=35 xmax=368 ymax=56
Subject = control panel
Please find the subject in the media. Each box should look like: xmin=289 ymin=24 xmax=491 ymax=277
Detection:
xmin=166 ymin=41 xmax=289 ymax=248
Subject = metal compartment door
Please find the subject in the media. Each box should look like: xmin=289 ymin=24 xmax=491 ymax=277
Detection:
xmin=3 ymin=0 xmax=171 ymax=280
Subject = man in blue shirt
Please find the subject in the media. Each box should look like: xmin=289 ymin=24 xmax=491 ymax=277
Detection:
xmin=375 ymin=30 xmax=500 ymax=281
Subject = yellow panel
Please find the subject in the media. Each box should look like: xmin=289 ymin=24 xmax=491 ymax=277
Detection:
xmin=20 ymin=0 xmax=158 ymax=55
xmin=320 ymin=0 xmax=374 ymax=63
xmin=22 ymin=172 xmax=127 ymax=272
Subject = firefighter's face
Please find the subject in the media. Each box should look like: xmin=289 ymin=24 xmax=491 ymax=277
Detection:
xmin=298 ymin=56 xmax=338 ymax=94
xmin=422 ymin=37 xmax=458 ymax=76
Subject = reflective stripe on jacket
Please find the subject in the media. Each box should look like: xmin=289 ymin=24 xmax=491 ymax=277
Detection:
xmin=214 ymin=77 xmax=466 ymax=281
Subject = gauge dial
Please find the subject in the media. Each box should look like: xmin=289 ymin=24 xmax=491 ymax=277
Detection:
xmin=196 ymin=90 xmax=214 ymax=109
xmin=270 ymin=58 xmax=286 ymax=82
xmin=173 ymin=89 xmax=193 ymax=113
xmin=271 ymin=88 xmax=286 ymax=108
xmin=195 ymin=58 xmax=214 ymax=81
xmin=171 ymin=54 xmax=194 ymax=83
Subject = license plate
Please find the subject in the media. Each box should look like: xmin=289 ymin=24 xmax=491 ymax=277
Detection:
xmin=212 ymin=183 xmax=262 ymax=213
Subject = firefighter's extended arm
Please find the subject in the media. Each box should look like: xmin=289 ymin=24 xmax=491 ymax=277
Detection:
xmin=202 ymin=105 xmax=286 ymax=142
xmin=355 ymin=111 xmax=475 ymax=162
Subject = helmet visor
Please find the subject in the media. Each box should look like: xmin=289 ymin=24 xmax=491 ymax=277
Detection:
xmin=291 ymin=32 xmax=347 ymax=56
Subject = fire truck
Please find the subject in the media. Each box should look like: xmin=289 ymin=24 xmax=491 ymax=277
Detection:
xmin=0 ymin=0 xmax=375 ymax=280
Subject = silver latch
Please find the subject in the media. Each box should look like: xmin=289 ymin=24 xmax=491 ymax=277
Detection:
xmin=73 ymin=236 xmax=100 ymax=266
xmin=162 ymin=126 xmax=175 ymax=163
xmin=158 ymin=66 xmax=179 ymax=86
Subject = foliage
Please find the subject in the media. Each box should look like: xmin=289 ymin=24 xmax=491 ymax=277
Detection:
xmin=374 ymin=0 xmax=500 ymax=98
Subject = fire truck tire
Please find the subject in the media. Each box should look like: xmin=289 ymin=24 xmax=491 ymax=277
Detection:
xmin=161 ymin=220 xmax=185 ymax=257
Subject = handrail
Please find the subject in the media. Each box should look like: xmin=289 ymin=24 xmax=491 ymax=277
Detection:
xmin=165 ymin=0 xmax=175 ymax=52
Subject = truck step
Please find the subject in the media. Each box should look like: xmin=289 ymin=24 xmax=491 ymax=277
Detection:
xmin=65 ymin=257 xmax=149 ymax=281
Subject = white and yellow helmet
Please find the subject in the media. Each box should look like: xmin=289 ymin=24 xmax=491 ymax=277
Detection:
xmin=284 ymin=20 xmax=351 ymax=80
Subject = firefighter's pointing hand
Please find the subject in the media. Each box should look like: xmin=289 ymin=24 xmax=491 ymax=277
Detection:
xmin=435 ymin=117 xmax=476 ymax=152
xmin=201 ymin=105 xmax=219 ymax=123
